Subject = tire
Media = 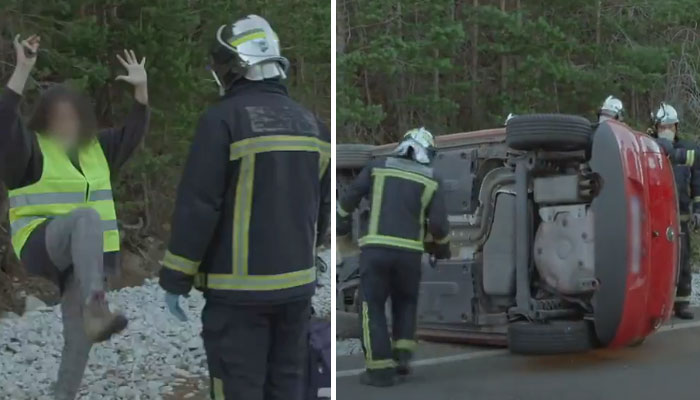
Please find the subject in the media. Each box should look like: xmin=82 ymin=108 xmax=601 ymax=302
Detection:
xmin=506 ymin=114 xmax=593 ymax=151
xmin=337 ymin=144 xmax=375 ymax=169
xmin=507 ymin=320 xmax=594 ymax=355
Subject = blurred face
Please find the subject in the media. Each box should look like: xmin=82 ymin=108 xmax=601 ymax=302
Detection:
xmin=657 ymin=123 xmax=677 ymax=141
xmin=47 ymin=100 xmax=81 ymax=148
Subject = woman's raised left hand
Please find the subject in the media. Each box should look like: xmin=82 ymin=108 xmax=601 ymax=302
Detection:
xmin=115 ymin=49 xmax=147 ymax=88
xmin=116 ymin=49 xmax=148 ymax=104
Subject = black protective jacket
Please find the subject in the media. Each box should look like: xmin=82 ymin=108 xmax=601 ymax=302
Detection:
xmin=159 ymin=80 xmax=331 ymax=305
xmin=338 ymin=156 xmax=450 ymax=257
xmin=672 ymin=138 xmax=700 ymax=215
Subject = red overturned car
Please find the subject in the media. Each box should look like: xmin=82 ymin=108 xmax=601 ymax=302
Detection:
xmin=337 ymin=114 xmax=679 ymax=354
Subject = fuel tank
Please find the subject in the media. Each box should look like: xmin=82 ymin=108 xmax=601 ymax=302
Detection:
xmin=590 ymin=121 xmax=678 ymax=347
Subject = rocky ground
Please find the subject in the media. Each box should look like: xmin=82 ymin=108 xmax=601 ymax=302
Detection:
xmin=337 ymin=273 xmax=700 ymax=357
xmin=0 ymin=250 xmax=330 ymax=399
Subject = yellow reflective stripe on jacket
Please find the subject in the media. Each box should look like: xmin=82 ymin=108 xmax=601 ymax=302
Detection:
xmin=372 ymin=167 xmax=437 ymax=189
xmin=686 ymin=150 xmax=696 ymax=167
xmin=233 ymin=154 xmax=255 ymax=277
xmin=359 ymin=235 xmax=425 ymax=251
xmin=361 ymin=167 xmax=437 ymax=252
xmin=216 ymin=135 xmax=328 ymax=292
xmin=319 ymin=153 xmax=330 ymax=179
xmin=197 ymin=267 xmax=315 ymax=291
xmin=694 ymin=196 xmax=700 ymax=203
xmin=162 ymin=250 xmax=200 ymax=276
xmin=229 ymin=135 xmax=331 ymax=161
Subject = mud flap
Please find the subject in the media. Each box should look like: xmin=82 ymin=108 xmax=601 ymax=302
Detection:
xmin=416 ymin=258 xmax=476 ymax=325
xmin=589 ymin=124 xmax=630 ymax=346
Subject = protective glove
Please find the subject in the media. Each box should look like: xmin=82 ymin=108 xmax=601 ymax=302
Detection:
xmin=164 ymin=292 xmax=188 ymax=322
xmin=434 ymin=244 xmax=452 ymax=260
xmin=337 ymin=214 xmax=352 ymax=236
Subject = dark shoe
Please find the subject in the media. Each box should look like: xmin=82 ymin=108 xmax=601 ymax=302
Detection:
xmin=394 ymin=349 xmax=412 ymax=376
xmin=83 ymin=292 xmax=128 ymax=343
xmin=675 ymin=303 xmax=695 ymax=320
xmin=359 ymin=369 xmax=396 ymax=387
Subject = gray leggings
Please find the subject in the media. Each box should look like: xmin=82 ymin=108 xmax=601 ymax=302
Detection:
xmin=45 ymin=208 xmax=105 ymax=400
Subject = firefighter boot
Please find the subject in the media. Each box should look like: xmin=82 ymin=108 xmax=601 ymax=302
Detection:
xmin=83 ymin=292 xmax=128 ymax=343
xmin=675 ymin=302 xmax=695 ymax=320
xmin=360 ymin=368 xmax=396 ymax=387
xmin=393 ymin=348 xmax=412 ymax=376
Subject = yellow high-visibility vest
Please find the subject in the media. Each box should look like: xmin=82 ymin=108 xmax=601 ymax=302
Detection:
xmin=8 ymin=133 xmax=120 ymax=256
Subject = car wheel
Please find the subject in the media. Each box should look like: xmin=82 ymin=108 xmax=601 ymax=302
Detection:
xmin=507 ymin=320 xmax=595 ymax=355
xmin=337 ymin=144 xmax=375 ymax=169
xmin=506 ymin=114 xmax=593 ymax=151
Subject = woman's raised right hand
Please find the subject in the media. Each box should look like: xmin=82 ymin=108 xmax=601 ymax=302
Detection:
xmin=13 ymin=34 xmax=40 ymax=71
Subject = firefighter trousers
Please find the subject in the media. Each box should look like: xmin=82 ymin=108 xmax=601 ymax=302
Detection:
xmin=677 ymin=220 xmax=692 ymax=305
xmin=201 ymin=298 xmax=311 ymax=400
xmin=359 ymin=247 xmax=422 ymax=373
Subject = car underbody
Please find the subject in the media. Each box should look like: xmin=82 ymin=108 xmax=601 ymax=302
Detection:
xmin=337 ymin=115 xmax=679 ymax=354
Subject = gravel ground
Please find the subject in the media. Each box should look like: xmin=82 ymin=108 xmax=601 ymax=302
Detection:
xmin=0 ymin=250 xmax=330 ymax=399
xmin=337 ymin=339 xmax=363 ymax=357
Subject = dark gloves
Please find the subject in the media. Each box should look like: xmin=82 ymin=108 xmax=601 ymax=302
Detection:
xmin=337 ymin=213 xmax=352 ymax=236
xmin=424 ymin=240 xmax=451 ymax=260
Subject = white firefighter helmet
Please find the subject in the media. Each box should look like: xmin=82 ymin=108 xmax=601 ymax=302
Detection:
xmin=212 ymin=15 xmax=289 ymax=82
xmin=653 ymin=102 xmax=679 ymax=125
xmin=599 ymin=95 xmax=624 ymax=121
xmin=395 ymin=127 xmax=435 ymax=164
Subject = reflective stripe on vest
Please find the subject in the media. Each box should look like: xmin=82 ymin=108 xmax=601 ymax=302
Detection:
xmin=8 ymin=134 xmax=119 ymax=256
xmin=195 ymin=135 xmax=327 ymax=291
xmin=360 ymin=167 xmax=437 ymax=251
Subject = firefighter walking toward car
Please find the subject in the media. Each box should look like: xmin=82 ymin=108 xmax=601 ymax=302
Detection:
xmin=337 ymin=128 xmax=451 ymax=387
xmin=158 ymin=15 xmax=331 ymax=400
xmin=650 ymin=102 xmax=698 ymax=320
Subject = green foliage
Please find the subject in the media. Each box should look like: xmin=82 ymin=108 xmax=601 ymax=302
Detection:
xmin=338 ymin=0 xmax=700 ymax=142
xmin=0 ymin=0 xmax=330 ymax=247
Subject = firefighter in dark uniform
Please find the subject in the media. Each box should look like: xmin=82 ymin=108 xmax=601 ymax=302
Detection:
xmin=337 ymin=128 xmax=450 ymax=387
xmin=651 ymin=102 xmax=698 ymax=320
xmin=158 ymin=15 xmax=331 ymax=400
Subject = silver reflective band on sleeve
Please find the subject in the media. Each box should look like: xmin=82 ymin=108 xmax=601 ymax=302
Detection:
xmin=101 ymin=220 xmax=118 ymax=232
xmin=10 ymin=216 xmax=45 ymax=233
xmin=9 ymin=192 xmax=85 ymax=208
xmin=89 ymin=190 xmax=114 ymax=202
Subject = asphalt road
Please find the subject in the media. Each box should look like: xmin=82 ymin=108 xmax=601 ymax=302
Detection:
xmin=337 ymin=308 xmax=700 ymax=400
